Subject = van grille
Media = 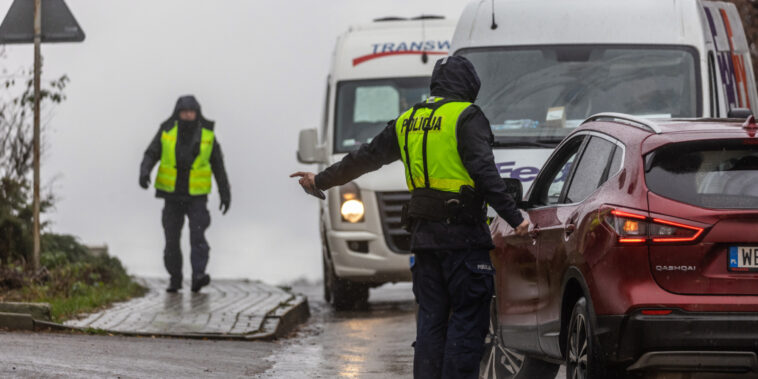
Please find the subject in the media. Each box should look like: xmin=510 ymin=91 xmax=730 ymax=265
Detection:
xmin=376 ymin=191 xmax=411 ymax=254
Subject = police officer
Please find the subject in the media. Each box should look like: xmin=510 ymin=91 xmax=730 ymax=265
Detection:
xmin=140 ymin=95 xmax=231 ymax=293
xmin=291 ymin=56 xmax=529 ymax=378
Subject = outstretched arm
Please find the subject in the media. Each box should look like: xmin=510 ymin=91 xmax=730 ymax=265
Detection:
xmin=457 ymin=107 xmax=529 ymax=235
xmin=291 ymin=121 xmax=401 ymax=193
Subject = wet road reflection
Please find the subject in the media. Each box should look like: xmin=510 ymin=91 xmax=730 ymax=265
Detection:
xmin=261 ymin=283 xmax=417 ymax=378
xmin=259 ymin=282 xmax=758 ymax=379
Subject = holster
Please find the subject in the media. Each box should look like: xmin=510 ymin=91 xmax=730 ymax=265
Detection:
xmin=401 ymin=186 xmax=486 ymax=230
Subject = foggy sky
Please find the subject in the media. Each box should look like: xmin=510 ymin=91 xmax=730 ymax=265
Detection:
xmin=0 ymin=0 xmax=468 ymax=283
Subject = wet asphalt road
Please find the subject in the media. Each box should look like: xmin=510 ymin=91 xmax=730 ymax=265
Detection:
xmin=2 ymin=282 xmax=756 ymax=378
xmin=0 ymin=283 xmax=426 ymax=378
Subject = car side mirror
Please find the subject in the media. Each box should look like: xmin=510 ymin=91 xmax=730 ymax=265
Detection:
xmin=503 ymin=178 xmax=525 ymax=208
xmin=297 ymin=128 xmax=325 ymax=164
xmin=728 ymin=108 xmax=753 ymax=119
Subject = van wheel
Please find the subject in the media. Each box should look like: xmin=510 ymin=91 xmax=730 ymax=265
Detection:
xmin=323 ymin=255 xmax=369 ymax=311
xmin=566 ymin=298 xmax=625 ymax=379
xmin=481 ymin=298 xmax=560 ymax=378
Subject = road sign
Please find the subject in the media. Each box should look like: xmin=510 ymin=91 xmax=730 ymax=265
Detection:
xmin=0 ymin=0 xmax=85 ymax=44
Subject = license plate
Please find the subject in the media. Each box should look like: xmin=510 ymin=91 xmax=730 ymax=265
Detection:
xmin=728 ymin=246 xmax=758 ymax=272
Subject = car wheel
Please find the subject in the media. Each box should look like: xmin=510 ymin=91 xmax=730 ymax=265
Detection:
xmin=324 ymin=255 xmax=369 ymax=311
xmin=566 ymin=297 xmax=624 ymax=379
xmin=481 ymin=298 xmax=560 ymax=379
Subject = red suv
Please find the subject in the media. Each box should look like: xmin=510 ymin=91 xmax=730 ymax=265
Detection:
xmin=480 ymin=113 xmax=758 ymax=378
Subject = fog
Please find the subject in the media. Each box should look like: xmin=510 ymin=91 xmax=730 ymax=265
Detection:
xmin=0 ymin=0 xmax=467 ymax=283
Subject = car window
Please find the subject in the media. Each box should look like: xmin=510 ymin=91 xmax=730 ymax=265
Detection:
xmin=531 ymin=136 xmax=585 ymax=206
xmin=565 ymin=137 xmax=616 ymax=203
xmin=646 ymin=139 xmax=758 ymax=209
xmin=608 ymin=145 xmax=623 ymax=177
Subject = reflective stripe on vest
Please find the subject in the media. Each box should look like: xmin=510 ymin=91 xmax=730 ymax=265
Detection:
xmin=154 ymin=122 xmax=215 ymax=195
xmin=395 ymin=97 xmax=475 ymax=193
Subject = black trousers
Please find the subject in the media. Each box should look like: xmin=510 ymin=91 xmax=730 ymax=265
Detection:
xmin=162 ymin=197 xmax=211 ymax=280
xmin=412 ymin=249 xmax=494 ymax=379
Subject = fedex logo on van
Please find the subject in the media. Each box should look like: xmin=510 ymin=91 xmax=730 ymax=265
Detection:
xmin=497 ymin=161 xmax=540 ymax=182
xmin=353 ymin=40 xmax=450 ymax=66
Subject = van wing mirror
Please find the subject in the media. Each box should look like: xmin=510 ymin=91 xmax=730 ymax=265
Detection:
xmin=728 ymin=108 xmax=753 ymax=119
xmin=503 ymin=178 xmax=524 ymax=205
xmin=297 ymin=128 xmax=325 ymax=164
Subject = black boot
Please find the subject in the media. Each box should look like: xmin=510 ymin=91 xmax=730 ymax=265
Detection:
xmin=191 ymin=273 xmax=210 ymax=293
xmin=166 ymin=276 xmax=182 ymax=293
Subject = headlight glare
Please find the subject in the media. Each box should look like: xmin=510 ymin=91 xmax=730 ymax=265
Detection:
xmin=340 ymin=199 xmax=365 ymax=223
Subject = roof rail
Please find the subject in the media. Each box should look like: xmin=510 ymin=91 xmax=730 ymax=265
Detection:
xmin=373 ymin=17 xmax=408 ymax=22
xmin=411 ymin=15 xmax=445 ymax=20
xmin=582 ymin=112 xmax=662 ymax=134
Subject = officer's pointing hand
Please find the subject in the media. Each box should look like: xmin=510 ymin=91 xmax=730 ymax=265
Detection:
xmin=514 ymin=219 xmax=530 ymax=237
xmin=290 ymin=171 xmax=317 ymax=192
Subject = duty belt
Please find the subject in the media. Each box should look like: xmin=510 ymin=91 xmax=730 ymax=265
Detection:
xmin=401 ymin=186 xmax=486 ymax=229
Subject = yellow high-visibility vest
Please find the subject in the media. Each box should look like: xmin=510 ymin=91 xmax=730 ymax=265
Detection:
xmin=154 ymin=122 xmax=214 ymax=195
xmin=395 ymin=97 xmax=475 ymax=193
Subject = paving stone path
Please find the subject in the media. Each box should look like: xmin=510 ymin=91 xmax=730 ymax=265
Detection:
xmin=64 ymin=278 xmax=308 ymax=339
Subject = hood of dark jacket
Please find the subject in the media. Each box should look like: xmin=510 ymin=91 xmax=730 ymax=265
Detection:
xmin=172 ymin=95 xmax=202 ymax=118
xmin=429 ymin=56 xmax=481 ymax=103
xmin=162 ymin=95 xmax=214 ymax=130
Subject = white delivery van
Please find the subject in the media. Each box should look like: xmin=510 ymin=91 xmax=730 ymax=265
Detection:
xmin=297 ymin=16 xmax=456 ymax=309
xmin=451 ymin=0 xmax=758 ymax=194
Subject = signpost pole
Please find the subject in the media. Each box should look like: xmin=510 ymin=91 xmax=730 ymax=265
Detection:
xmin=32 ymin=0 xmax=42 ymax=271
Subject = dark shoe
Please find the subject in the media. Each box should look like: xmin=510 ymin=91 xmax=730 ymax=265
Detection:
xmin=191 ymin=274 xmax=210 ymax=293
xmin=166 ymin=277 xmax=182 ymax=293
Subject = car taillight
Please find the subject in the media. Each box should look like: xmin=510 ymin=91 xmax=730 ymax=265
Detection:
xmin=606 ymin=210 xmax=704 ymax=244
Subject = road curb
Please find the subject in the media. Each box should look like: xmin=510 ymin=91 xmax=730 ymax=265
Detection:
xmin=264 ymin=294 xmax=310 ymax=340
xmin=0 ymin=312 xmax=35 ymax=331
xmin=0 ymin=302 xmax=51 ymax=322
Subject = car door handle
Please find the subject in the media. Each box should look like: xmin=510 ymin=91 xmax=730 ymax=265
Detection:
xmin=565 ymin=223 xmax=576 ymax=235
xmin=529 ymin=226 xmax=540 ymax=239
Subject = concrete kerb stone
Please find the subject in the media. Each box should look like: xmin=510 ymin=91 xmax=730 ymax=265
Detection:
xmin=0 ymin=302 xmax=52 ymax=321
xmin=266 ymin=295 xmax=310 ymax=340
xmin=0 ymin=312 xmax=35 ymax=331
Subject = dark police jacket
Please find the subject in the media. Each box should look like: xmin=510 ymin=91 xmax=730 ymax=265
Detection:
xmin=140 ymin=96 xmax=231 ymax=203
xmin=315 ymin=58 xmax=524 ymax=251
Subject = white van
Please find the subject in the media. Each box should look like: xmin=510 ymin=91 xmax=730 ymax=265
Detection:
xmin=451 ymin=0 xmax=758 ymax=195
xmin=297 ymin=16 xmax=456 ymax=309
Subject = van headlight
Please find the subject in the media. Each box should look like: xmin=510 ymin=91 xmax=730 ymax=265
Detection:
xmin=340 ymin=182 xmax=364 ymax=223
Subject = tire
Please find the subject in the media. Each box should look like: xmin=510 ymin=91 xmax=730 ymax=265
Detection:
xmin=323 ymin=253 xmax=369 ymax=311
xmin=481 ymin=298 xmax=560 ymax=379
xmin=566 ymin=298 xmax=626 ymax=379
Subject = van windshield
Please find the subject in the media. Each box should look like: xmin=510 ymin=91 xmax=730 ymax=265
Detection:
xmin=335 ymin=77 xmax=430 ymax=153
xmin=458 ymin=45 xmax=699 ymax=146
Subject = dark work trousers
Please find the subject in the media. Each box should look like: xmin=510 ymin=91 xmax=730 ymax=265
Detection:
xmin=162 ymin=197 xmax=211 ymax=280
xmin=412 ymin=248 xmax=494 ymax=379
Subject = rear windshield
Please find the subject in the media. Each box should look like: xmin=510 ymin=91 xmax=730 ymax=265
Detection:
xmin=645 ymin=140 xmax=758 ymax=209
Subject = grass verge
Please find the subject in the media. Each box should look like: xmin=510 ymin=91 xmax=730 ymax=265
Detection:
xmin=0 ymin=234 xmax=146 ymax=323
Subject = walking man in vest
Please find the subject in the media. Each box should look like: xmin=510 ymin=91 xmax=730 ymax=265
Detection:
xmin=291 ymin=56 xmax=529 ymax=378
xmin=140 ymin=95 xmax=231 ymax=293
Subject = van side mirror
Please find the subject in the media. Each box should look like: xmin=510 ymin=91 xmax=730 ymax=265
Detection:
xmin=728 ymin=108 xmax=753 ymax=119
xmin=297 ymin=128 xmax=324 ymax=164
xmin=503 ymin=178 xmax=524 ymax=205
